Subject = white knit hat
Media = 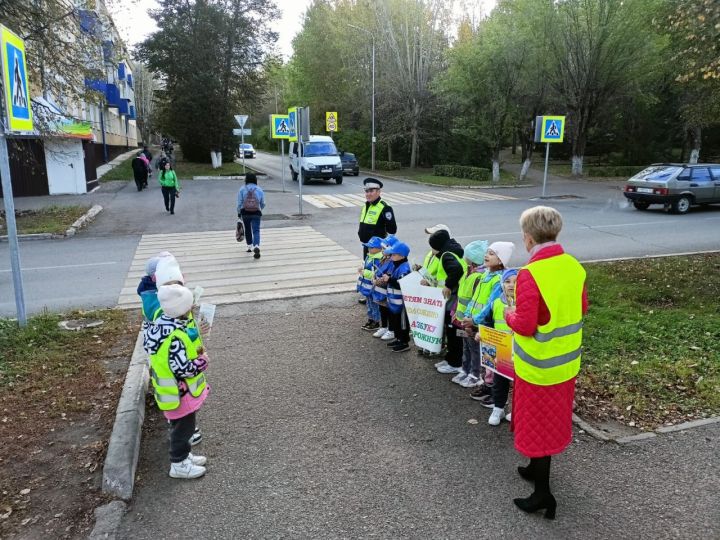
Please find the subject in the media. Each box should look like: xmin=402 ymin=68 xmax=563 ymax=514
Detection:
xmin=155 ymin=258 xmax=184 ymax=286
xmin=424 ymin=224 xmax=451 ymax=235
xmin=488 ymin=241 xmax=515 ymax=267
xmin=157 ymin=284 xmax=193 ymax=318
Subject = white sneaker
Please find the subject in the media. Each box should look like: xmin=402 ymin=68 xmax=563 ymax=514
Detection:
xmin=488 ymin=407 xmax=506 ymax=426
xmin=434 ymin=360 xmax=449 ymax=369
xmin=373 ymin=327 xmax=389 ymax=338
xmin=505 ymin=412 xmax=512 ymax=422
xmin=188 ymin=452 xmax=207 ymax=466
xmin=169 ymin=458 xmax=206 ymax=479
xmin=451 ymin=371 xmax=468 ymax=384
xmin=460 ymin=374 xmax=480 ymax=388
xmin=381 ymin=331 xmax=396 ymax=341
xmin=436 ymin=363 xmax=461 ymax=374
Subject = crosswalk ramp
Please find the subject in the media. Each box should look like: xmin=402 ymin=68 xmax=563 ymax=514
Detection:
xmin=117 ymin=226 xmax=362 ymax=309
xmin=301 ymin=189 xmax=515 ymax=209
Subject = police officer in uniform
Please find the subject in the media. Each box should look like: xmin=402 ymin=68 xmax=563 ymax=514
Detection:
xmin=358 ymin=178 xmax=397 ymax=303
xmin=358 ymin=178 xmax=397 ymax=256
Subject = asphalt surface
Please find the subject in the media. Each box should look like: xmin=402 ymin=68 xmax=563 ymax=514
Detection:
xmin=119 ymin=294 xmax=720 ymax=539
xmin=2 ymin=152 xmax=719 ymax=317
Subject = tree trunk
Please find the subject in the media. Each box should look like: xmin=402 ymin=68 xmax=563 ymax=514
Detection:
xmin=491 ymin=147 xmax=501 ymax=183
xmin=387 ymin=142 xmax=393 ymax=163
xmin=687 ymin=126 xmax=701 ymax=164
xmin=571 ymin=130 xmax=587 ymax=176
xmin=518 ymin=127 xmax=535 ymax=182
xmin=410 ymin=125 xmax=418 ymax=169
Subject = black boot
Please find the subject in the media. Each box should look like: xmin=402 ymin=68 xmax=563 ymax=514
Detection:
xmin=514 ymin=456 xmax=556 ymax=520
xmin=517 ymin=459 xmax=535 ymax=481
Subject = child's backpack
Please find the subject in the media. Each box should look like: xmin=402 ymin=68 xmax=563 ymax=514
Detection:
xmin=243 ymin=186 xmax=260 ymax=212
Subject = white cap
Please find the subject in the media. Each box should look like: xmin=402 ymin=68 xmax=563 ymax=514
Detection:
xmin=157 ymin=284 xmax=193 ymax=318
xmin=488 ymin=241 xmax=515 ymax=267
xmin=155 ymin=258 xmax=184 ymax=286
xmin=424 ymin=224 xmax=451 ymax=235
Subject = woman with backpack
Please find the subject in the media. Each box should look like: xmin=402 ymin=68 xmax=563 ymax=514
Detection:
xmin=237 ymin=173 xmax=266 ymax=259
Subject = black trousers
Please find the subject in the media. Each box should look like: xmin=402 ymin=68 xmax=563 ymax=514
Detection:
xmin=444 ymin=313 xmax=463 ymax=367
xmin=388 ymin=307 xmax=410 ymax=343
xmin=161 ymin=186 xmax=176 ymax=212
xmin=379 ymin=304 xmax=389 ymax=328
xmin=169 ymin=411 xmax=196 ymax=463
xmin=492 ymin=375 xmax=511 ymax=408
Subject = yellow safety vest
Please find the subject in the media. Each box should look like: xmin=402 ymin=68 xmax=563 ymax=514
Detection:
xmin=422 ymin=251 xmax=441 ymax=278
xmin=359 ymin=200 xmax=387 ymax=225
xmin=435 ymin=252 xmax=468 ymax=288
xmin=456 ymin=271 xmax=482 ymax=320
xmin=468 ymin=271 xmax=501 ymax=318
xmin=491 ymin=296 xmax=511 ymax=332
xmin=513 ymin=254 xmax=586 ymax=386
xmin=149 ymin=328 xmax=207 ymax=411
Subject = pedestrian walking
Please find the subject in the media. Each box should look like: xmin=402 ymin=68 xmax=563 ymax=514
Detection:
xmin=504 ymin=206 xmax=588 ymax=519
xmin=357 ymin=178 xmax=397 ymax=303
xmin=237 ymin=173 xmax=266 ymax=259
xmin=132 ymin=152 xmax=149 ymax=191
xmin=159 ymin=161 xmax=181 ymax=215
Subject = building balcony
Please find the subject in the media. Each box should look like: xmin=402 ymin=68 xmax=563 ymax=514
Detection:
xmin=128 ymin=105 xmax=136 ymax=120
xmin=119 ymin=99 xmax=129 ymax=115
xmin=118 ymin=62 xmax=126 ymax=80
xmin=78 ymin=9 xmax=101 ymax=36
xmin=105 ymin=83 xmax=121 ymax=108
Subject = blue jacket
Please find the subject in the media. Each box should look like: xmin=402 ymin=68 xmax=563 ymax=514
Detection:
xmin=136 ymin=275 xmax=156 ymax=296
xmin=387 ymin=259 xmax=411 ymax=314
xmin=237 ymin=184 xmax=266 ymax=215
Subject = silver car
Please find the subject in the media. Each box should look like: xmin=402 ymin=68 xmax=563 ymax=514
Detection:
xmin=623 ymin=163 xmax=720 ymax=214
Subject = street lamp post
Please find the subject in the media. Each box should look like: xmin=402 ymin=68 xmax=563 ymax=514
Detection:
xmin=347 ymin=24 xmax=375 ymax=172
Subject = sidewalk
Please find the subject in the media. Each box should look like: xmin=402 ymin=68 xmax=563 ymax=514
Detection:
xmin=119 ymin=295 xmax=719 ymax=539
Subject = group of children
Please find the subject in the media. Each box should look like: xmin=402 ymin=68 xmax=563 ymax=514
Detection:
xmin=357 ymin=224 xmax=518 ymax=426
xmin=137 ymin=253 xmax=211 ymax=480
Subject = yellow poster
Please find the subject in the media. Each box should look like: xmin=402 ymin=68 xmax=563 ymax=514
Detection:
xmin=479 ymin=325 xmax=514 ymax=380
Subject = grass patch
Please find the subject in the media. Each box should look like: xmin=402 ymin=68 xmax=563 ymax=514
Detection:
xmin=99 ymin=153 xmax=136 ymax=181
xmin=0 ymin=205 xmax=91 ymax=235
xmin=382 ymin=167 xmax=518 ymax=186
xmin=579 ymin=253 xmax=720 ymax=429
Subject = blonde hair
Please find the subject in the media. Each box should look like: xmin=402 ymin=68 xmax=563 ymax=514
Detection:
xmin=519 ymin=206 xmax=563 ymax=243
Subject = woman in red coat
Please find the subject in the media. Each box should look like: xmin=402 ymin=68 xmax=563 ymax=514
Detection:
xmin=505 ymin=206 xmax=588 ymax=519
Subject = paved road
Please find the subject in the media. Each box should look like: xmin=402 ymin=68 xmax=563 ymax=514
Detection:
xmin=119 ymin=295 xmax=720 ymax=539
xmin=2 ymin=153 xmax=719 ymax=316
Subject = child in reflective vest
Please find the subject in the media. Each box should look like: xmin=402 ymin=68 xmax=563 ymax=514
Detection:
xmin=371 ymin=235 xmax=400 ymax=341
xmin=475 ymin=268 xmax=518 ymax=425
xmin=146 ymin=284 xmax=210 ymax=479
xmin=358 ymin=237 xmax=385 ymax=331
xmin=383 ymin=241 xmax=412 ymax=352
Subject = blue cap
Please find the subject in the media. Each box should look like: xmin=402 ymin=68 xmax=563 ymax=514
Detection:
xmin=502 ymin=268 xmax=519 ymax=282
xmin=363 ymin=236 xmax=384 ymax=249
xmin=381 ymin=234 xmax=399 ymax=248
xmin=384 ymin=241 xmax=410 ymax=258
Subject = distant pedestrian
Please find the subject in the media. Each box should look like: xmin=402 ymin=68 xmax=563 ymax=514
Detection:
xmin=505 ymin=206 xmax=588 ymax=520
xmin=159 ymin=161 xmax=181 ymax=215
xmin=132 ymin=153 xmax=149 ymax=191
xmin=142 ymin=145 xmax=154 ymax=181
xmin=156 ymin=151 xmax=169 ymax=172
xmin=237 ymin=173 xmax=266 ymax=259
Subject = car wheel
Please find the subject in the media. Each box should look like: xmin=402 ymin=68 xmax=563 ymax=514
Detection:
xmin=633 ymin=201 xmax=650 ymax=210
xmin=301 ymin=169 xmax=308 ymax=184
xmin=335 ymin=176 xmax=343 ymax=185
xmin=291 ymin=168 xmax=298 ymax=182
xmin=670 ymin=196 xmax=692 ymax=214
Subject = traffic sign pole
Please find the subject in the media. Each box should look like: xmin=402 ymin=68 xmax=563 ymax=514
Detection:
xmin=0 ymin=130 xmax=27 ymax=326
xmin=542 ymin=143 xmax=550 ymax=198
xmin=241 ymin=130 xmax=246 ymax=174
xmin=280 ymin=139 xmax=285 ymax=193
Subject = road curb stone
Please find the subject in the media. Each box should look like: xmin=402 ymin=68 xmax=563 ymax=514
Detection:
xmin=0 ymin=204 xmax=103 ymax=242
xmin=88 ymin=500 xmax=127 ymax=540
xmin=574 ymin=412 xmax=720 ymax=444
xmin=101 ymin=330 xmax=148 ymax=500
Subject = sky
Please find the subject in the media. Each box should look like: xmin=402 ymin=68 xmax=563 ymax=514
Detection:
xmin=108 ymin=0 xmax=313 ymax=57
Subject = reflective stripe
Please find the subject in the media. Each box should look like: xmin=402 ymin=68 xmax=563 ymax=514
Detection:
xmin=534 ymin=321 xmax=584 ymax=343
xmin=360 ymin=281 xmax=373 ymax=291
xmin=187 ymin=374 xmax=206 ymax=394
xmin=514 ymin=342 xmax=582 ymax=369
xmin=151 ymin=372 xmax=177 ymax=387
xmin=153 ymin=393 xmax=178 ymax=403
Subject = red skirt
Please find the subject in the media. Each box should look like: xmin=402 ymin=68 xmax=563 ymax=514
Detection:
xmin=512 ymin=376 xmax=576 ymax=458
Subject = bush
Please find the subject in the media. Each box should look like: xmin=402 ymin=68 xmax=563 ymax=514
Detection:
xmin=433 ymin=164 xmax=492 ymax=182
xmin=375 ymin=160 xmax=402 ymax=170
xmin=585 ymin=165 xmax=644 ymax=177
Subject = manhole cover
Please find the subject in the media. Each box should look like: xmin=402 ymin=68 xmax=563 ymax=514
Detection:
xmin=58 ymin=319 xmax=104 ymax=331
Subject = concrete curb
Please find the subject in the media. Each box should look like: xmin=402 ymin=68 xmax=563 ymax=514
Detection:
xmin=101 ymin=330 xmax=148 ymax=501
xmin=0 ymin=204 xmax=103 ymax=242
xmin=573 ymin=412 xmax=720 ymax=445
xmin=88 ymin=500 xmax=127 ymax=539
xmin=370 ymin=171 xmax=534 ymax=190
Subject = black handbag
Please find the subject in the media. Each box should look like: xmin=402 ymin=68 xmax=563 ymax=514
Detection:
xmin=235 ymin=219 xmax=245 ymax=242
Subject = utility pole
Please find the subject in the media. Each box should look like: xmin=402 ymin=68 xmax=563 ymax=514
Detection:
xmin=347 ymin=24 xmax=376 ymax=172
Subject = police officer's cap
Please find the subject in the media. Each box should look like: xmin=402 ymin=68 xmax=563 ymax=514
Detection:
xmin=363 ymin=178 xmax=383 ymax=190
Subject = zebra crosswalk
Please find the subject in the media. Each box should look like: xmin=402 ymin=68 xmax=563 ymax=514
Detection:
xmin=302 ymin=189 xmax=515 ymax=209
xmin=117 ymin=226 xmax=362 ymax=309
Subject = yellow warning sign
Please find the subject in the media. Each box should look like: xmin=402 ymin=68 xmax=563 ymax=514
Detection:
xmin=326 ymin=111 xmax=338 ymax=132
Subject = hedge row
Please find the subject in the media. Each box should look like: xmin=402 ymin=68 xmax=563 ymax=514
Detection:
xmin=434 ymin=164 xmax=492 ymax=181
xmin=585 ymin=165 xmax=643 ymax=177
xmin=375 ymin=160 xmax=402 ymax=170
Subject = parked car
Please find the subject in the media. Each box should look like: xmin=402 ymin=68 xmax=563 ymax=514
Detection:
xmin=239 ymin=143 xmax=256 ymax=158
xmin=340 ymin=151 xmax=360 ymax=176
xmin=289 ymin=135 xmax=343 ymax=184
xmin=623 ymin=163 xmax=720 ymax=214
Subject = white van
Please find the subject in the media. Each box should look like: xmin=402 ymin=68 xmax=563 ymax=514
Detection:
xmin=289 ymin=135 xmax=343 ymax=184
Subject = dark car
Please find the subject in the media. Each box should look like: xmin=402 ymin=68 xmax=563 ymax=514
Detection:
xmin=623 ymin=163 xmax=720 ymax=214
xmin=239 ymin=143 xmax=256 ymax=158
xmin=340 ymin=151 xmax=360 ymax=176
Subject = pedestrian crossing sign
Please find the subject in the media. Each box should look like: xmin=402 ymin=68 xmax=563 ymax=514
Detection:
xmin=1 ymin=25 xmax=34 ymax=133
xmin=271 ymin=114 xmax=290 ymax=139
xmin=540 ymin=116 xmax=565 ymax=143
xmin=287 ymin=107 xmax=298 ymax=142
